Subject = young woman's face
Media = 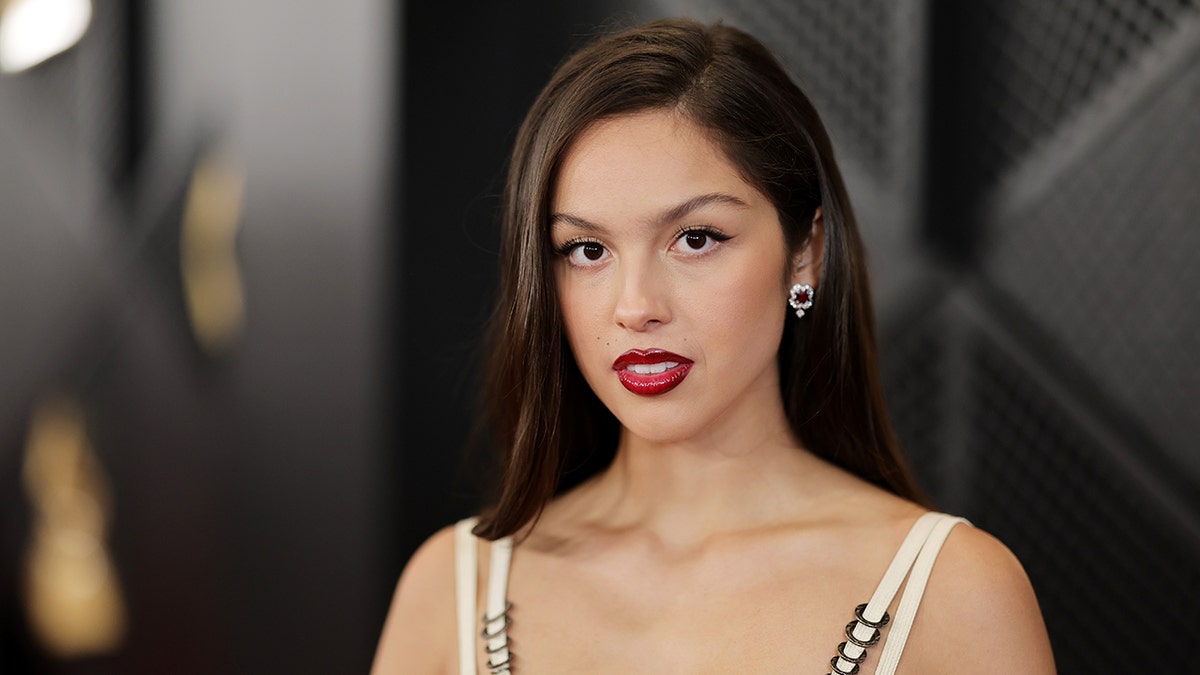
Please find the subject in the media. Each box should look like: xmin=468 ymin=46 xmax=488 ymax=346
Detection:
xmin=550 ymin=109 xmax=817 ymax=444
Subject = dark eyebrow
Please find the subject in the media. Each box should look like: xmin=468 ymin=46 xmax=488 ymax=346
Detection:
xmin=658 ymin=192 xmax=749 ymax=224
xmin=551 ymin=192 xmax=749 ymax=232
xmin=549 ymin=212 xmax=603 ymax=232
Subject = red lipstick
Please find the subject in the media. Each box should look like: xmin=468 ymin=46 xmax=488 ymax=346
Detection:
xmin=611 ymin=349 xmax=694 ymax=396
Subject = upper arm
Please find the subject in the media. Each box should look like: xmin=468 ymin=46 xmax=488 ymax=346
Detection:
xmin=371 ymin=525 xmax=459 ymax=675
xmin=902 ymin=524 xmax=1057 ymax=675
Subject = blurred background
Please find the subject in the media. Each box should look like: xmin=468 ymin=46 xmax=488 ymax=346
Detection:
xmin=1 ymin=0 xmax=1196 ymax=673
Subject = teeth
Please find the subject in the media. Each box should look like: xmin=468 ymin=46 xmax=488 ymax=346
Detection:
xmin=627 ymin=361 xmax=678 ymax=375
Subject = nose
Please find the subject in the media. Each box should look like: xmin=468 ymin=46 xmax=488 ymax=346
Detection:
xmin=612 ymin=257 xmax=671 ymax=331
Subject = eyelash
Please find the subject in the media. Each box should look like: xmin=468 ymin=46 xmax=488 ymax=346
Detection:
xmin=554 ymin=237 xmax=600 ymax=258
xmin=554 ymin=226 xmax=732 ymax=262
xmin=673 ymin=225 xmax=731 ymax=251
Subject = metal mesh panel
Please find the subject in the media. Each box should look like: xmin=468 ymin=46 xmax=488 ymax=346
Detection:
xmin=964 ymin=333 xmax=1200 ymax=674
xmin=956 ymin=0 xmax=1198 ymax=181
xmin=667 ymin=0 xmax=918 ymax=183
xmin=983 ymin=49 xmax=1200 ymax=477
xmin=880 ymin=314 xmax=949 ymax=501
xmin=721 ymin=0 xmax=892 ymax=175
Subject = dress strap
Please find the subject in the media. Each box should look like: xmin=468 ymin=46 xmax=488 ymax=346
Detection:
xmin=454 ymin=517 xmax=516 ymax=674
xmin=454 ymin=518 xmax=479 ymax=675
xmin=874 ymin=514 xmax=966 ymax=675
xmin=828 ymin=512 xmax=969 ymax=675
xmin=482 ymin=534 xmax=515 ymax=672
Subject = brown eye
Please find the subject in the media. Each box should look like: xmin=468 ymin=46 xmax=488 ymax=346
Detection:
xmin=564 ymin=240 xmax=609 ymax=266
xmin=675 ymin=227 xmax=729 ymax=254
xmin=582 ymin=243 xmax=604 ymax=260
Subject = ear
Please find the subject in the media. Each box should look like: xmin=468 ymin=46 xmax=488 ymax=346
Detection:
xmin=789 ymin=206 xmax=825 ymax=288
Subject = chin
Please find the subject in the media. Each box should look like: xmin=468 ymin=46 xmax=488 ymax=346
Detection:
xmin=613 ymin=407 xmax=711 ymax=446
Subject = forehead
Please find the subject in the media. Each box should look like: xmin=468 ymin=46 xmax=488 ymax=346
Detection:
xmin=552 ymin=110 xmax=764 ymax=218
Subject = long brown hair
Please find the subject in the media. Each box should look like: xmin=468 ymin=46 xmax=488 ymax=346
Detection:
xmin=474 ymin=18 xmax=925 ymax=540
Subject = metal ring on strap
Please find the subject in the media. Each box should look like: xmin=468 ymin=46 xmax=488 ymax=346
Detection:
xmin=480 ymin=613 xmax=511 ymax=640
xmin=854 ymin=603 xmax=891 ymax=629
xmin=844 ymin=620 xmax=882 ymax=648
xmin=485 ymin=638 xmax=510 ymax=654
xmin=482 ymin=601 xmax=512 ymax=625
xmin=486 ymin=652 xmax=513 ymax=672
xmin=837 ymin=640 xmax=868 ymax=664
xmin=830 ymin=655 xmax=861 ymax=675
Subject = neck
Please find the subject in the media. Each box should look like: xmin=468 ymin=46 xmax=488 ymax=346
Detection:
xmin=581 ymin=393 xmax=826 ymax=548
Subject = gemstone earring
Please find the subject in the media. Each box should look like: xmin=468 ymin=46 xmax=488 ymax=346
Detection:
xmin=788 ymin=283 xmax=814 ymax=318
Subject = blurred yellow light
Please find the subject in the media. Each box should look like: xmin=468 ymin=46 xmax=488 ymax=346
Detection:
xmin=0 ymin=0 xmax=93 ymax=74
xmin=181 ymin=150 xmax=247 ymax=356
xmin=22 ymin=395 xmax=126 ymax=658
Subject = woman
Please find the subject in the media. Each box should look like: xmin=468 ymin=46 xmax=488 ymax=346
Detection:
xmin=374 ymin=18 xmax=1054 ymax=674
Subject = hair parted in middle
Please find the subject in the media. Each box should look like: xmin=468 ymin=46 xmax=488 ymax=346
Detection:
xmin=474 ymin=17 xmax=925 ymax=540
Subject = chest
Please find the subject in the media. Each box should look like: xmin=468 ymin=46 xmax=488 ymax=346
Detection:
xmin=494 ymin=547 xmax=889 ymax=674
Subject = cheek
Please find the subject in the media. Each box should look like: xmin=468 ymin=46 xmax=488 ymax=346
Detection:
xmin=556 ymin=273 xmax=581 ymax=345
xmin=697 ymin=260 xmax=787 ymax=356
xmin=556 ymin=272 xmax=604 ymax=370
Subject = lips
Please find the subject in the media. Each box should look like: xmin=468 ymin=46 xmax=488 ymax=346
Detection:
xmin=611 ymin=349 xmax=694 ymax=396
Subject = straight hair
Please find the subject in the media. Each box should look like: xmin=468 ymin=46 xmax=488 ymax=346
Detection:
xmin=474 ymin=18 xmax=925 ymax=540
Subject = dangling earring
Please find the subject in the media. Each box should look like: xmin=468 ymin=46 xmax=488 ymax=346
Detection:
xmin=788 ymin=283 xmax=814 ymax=318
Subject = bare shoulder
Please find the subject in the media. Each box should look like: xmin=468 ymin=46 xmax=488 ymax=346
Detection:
xmin=371 ymin=524 xmax=458 ymax=675
xmin=901 ymin=521 xmax=1056 ymax=674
